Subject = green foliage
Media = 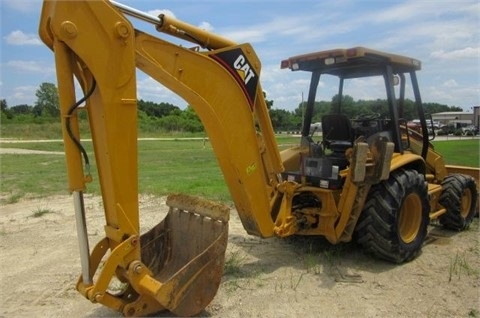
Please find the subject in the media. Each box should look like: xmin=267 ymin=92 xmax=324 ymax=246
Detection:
xmin=224 ymin=248 xmax=246 ymax=277
xmin=138 ymin=99 xmax=179 ymax=117
xmin=331 ymin=94 xmax=355 ymax=114
xmin=32 ymin=208 xmax=55 ymax=218
xmin=4 ymin=193 xmax=23 ymax=204
xmin=1 ymin=82 xmax=467 ymax=136
xmin=1 ymin=118 xmax=63 ymax=139
xmin=269 ymin=108 xmax=300 ymax=131
xmin=269 ymin=95 xmax=463 ymax=132
xmin=2 ymin=83 xmax=207 ymax=136
xmin=424 ymin=102 xmax=462 ymax=114
xmin=34 ymin=82 xmax=60 ymax=117
xmin=265 ymin=98 xmax=274 ymax=109
xmin=10 ymin=104 xmax=33 ymax=115
xmin=1 ymin=110 xmax=12 ymax=121
xmin=1 ymin=99 xmax=13 ymax=119
xmin=159 ymin=106 xmax=204 ymax=132
xmin=137 ymin=106 xmax=204 ymax=134
xmin=448 ymin=251 xmax=479 ymax=282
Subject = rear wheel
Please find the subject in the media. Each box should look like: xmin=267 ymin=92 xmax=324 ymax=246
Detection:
xmin=355 ymin=169 xmax=429 ymax=263
xmin=439 ymin=174 xmax=478 ymax=231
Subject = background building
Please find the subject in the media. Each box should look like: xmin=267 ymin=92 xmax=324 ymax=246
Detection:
xmin=431 ymin=108 xmax=479 ymax=135
xmin=431 ymin=111 xmax=474 ymax=126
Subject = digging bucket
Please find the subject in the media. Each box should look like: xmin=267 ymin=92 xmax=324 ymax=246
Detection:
xmin=137 ymin=193 xmax=229 ymax=316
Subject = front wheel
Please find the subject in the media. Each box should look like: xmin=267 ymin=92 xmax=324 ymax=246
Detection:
xmin=355 ymin=169 xmax=429 ymax=263
xmin=439 ymin=174 xmax=478 ymax=231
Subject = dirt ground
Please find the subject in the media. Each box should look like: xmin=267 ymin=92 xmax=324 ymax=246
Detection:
xmin=0 ymin=193 xmax=479 ymax=318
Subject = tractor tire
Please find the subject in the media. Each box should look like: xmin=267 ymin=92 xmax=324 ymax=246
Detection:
xmin=355 ymin=169 xmax=429 ymax=263
xmin=438 ymin=174 xmax=478 ymax=231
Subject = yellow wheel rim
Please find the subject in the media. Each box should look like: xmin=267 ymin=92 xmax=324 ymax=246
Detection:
xmin=398 ymin=193 xmax=422 ymax=244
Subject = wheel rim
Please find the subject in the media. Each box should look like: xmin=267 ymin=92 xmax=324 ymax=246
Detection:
xmin=398 ymin=193 xmax=422 ymax=244
xmin=460 ymin=188 xmax=472 ymax=218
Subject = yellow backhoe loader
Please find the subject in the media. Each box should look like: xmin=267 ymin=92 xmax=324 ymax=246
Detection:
xmin=39 ymin=0 xmax=479 ymax=316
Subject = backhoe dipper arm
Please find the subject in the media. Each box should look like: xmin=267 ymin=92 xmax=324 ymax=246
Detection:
xmin=130 ymin=3 xmax=285 ymax=236
xmin=133 ymin=32 xmax=283 ymax=236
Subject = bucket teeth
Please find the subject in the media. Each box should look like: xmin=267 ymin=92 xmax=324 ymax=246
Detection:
xmin=166 ymin=193 xmax=230 ymax=223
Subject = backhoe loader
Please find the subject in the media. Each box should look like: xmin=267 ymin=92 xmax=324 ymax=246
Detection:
xmin=39 ymin=0 xmax=479 ymax=316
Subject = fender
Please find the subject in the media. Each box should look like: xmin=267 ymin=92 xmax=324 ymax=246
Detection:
xmin=390 ymin=152 xmax=426 ymax=175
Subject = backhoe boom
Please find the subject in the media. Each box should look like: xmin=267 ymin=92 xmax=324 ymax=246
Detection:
xmin=39 ymin=0 xmax=284 ymax=315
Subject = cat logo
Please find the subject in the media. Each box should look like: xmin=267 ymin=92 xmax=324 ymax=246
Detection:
xmin=211 ymin=47 xmax=259 ymax=109
xmin=233 ymin=54 xmax=256 ymax=85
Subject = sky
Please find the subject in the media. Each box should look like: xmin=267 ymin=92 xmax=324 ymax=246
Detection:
xmin=1 ymin=0 xmax=479 ymax=112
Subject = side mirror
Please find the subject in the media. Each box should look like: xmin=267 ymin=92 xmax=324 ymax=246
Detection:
xmin=393 ymin=75 xmax=400 ymax=86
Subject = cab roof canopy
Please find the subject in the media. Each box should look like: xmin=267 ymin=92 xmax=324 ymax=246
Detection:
xmin=280 ymin=47 xmax=421 ymax=78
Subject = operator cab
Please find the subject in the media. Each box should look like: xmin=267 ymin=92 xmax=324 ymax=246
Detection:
xmin=280 ymin=47 xmax=430 ymax=189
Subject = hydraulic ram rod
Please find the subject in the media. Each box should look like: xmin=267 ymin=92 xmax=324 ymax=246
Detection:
xmin=73 ymin=191 xmax=91 ymax=285
xmin=110 ymin=0 xmax=161 ymax=24
xmin=110 ymin=0 xmax=235 ymax=49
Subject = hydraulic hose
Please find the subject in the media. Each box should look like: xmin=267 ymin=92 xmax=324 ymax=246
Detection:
xmin=65 ymin=80 xmax=97 ymax=175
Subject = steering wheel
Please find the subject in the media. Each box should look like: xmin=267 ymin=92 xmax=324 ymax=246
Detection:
xmin=354 ymin=113 xmax=381 ymax=121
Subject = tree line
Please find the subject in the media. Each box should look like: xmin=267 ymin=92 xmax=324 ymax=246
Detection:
xmin=269 ymin=95 xmax=463 ymax=131
xmin=1 ymin=82 xmax=462 ymax=133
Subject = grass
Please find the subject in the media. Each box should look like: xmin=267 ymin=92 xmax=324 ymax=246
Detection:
xmin=304 ymin=252 xmax=321 ymax=275
xmin=138 ymin=140 xmax=227 ymax=200
xmin=0 ymin=135 xmax=477 ymax=202
xmin=289 ymin=272 xmax=305 ymax=291
xmin=288 ymin=236 xmax=345 ymax=274
xmin=0 ymin=152 xmax=67 ymax=200
xmin=222 ymin=248 xmax=250 ymax=293
xmin=431 ymin=139 xmax=479 ymax=167
xmin=448 ymin=251 xmax=479 ymax=283
xmin=0 ymin=139 xmax=228 ymax=201
xmin=0 ymin=135 xmax=299 ymax=202
xmin=0 ymin=121 xmax=65 ymax=140
xmin=4 ymin=193 xmax=24 ymax=204
xmin=31 ymin=207 xmax=56 ymax=218
xmin=223 ymin=248 xmax=246 ymax=277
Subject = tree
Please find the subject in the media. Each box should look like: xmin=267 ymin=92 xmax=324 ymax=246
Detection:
xmin=265 ymin=98 xmax=274 ymax=109
xmin=331 ymin=94 xmax=355 ymax=116
xmin=269 ymin=108 xmax=302 ymax=131
xmin=423 ymin=102 xmax=462 ymax=114
xmin=269 ymin=108 xmax=291 ymax=131
xmin=180 ymin=106 xmax=204 ymax=132
xmin=138 ymin=99 xmax=179 ymax=117
xmin=0 ymin=99 xmax=7 ymax=111
xmin=0 ymin=99 xmax=13 ymax=119
xmin=34 ymin=82 xmax=60 ymax=117
xmin=11 ymin=104 xmax=33 ymax=115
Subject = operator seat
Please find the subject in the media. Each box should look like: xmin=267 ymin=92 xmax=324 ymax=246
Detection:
xmin=321 ymin=113 xmax=354 ymax=169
